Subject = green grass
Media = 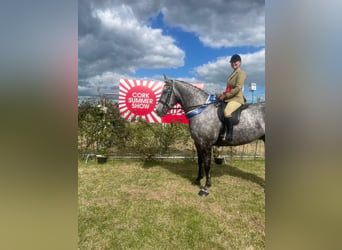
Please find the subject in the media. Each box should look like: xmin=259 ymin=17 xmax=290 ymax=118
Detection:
xmin=78 ymin=159 xmax=265 ymax=249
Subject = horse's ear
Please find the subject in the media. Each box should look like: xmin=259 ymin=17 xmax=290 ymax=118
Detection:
xmin=163 ymin=74 xmax=168 ymax=81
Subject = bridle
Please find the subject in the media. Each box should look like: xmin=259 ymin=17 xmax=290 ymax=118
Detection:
xmin=157 ymin=80 xmax=175 ymax=110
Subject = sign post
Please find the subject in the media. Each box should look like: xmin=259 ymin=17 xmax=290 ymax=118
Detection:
xmin=249 ymin=82 xmax=257 ymax=104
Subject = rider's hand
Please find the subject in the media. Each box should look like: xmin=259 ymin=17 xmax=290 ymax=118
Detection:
xmin=217 ymin=94 xmax=225 ymax=101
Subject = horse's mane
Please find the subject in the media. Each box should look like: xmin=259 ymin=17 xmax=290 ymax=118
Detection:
xmin=173 ymin=79 xmax=209 ymax=95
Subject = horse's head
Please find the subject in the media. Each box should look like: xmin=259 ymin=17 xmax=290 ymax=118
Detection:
xmin=155 ymin=75 xmax=178 ymax=117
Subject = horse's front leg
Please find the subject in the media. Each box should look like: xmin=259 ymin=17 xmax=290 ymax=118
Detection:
xmin=198 ymin=147 xmax=212 ymax=197
xmin=192 ymin=144 xmax=204 ymax=186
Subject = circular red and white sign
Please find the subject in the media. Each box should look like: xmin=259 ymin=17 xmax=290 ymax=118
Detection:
xmin=125 ymin=85 xmax=156 ymax=116
xmin=119 ymin=79 xmax=164 ymax=122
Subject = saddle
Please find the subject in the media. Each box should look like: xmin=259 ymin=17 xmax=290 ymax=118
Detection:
xmin=217 ymin=102 xmax=250 ymax=125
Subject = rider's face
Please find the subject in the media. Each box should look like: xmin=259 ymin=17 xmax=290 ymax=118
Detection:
xmin=230 ymin=61 xmax=240 ymax=70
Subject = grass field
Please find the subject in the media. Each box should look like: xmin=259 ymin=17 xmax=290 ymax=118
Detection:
xmin=78 ymin=159 xmax=265 ymax=249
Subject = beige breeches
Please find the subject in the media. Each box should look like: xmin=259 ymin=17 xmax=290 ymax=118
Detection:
xmin=224 ymin=101 xmax=242 ymax=117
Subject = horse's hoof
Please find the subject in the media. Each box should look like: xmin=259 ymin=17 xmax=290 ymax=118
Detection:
xmin=198 ymin=188 xmax=209 ymax=197
xmin=192 ymin=180 xmax=201 ymax=186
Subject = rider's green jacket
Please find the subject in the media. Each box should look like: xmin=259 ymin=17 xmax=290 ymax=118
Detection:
xmin=225 ymin=68 xmax=246 ymax=104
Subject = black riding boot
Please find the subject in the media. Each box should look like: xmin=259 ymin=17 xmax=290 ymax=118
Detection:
xmin=224 ymin=117 xmax=234 ymax=142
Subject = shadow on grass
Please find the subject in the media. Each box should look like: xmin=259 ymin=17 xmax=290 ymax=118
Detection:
xmin=218 ymin=164 xmax=265 ymax=188
xmin=142 ymin=159 xmax=265 ymax=188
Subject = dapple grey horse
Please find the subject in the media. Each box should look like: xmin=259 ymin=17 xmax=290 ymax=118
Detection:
xmin=156 ymin=76 xmax=265 ymax=196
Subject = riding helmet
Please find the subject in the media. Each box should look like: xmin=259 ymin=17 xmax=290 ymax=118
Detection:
xmin=230 ymin=54 xmax=241 ymax=63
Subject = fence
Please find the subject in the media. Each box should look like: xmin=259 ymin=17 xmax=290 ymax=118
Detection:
xmin=78 ymin=101 xmax=265 ymax=161
xmin=79 ymin=132 xmax=264 ymax=161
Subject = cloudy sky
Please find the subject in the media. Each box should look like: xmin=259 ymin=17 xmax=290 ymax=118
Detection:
xmin=78 ymin=0 xmax=265 ymax=101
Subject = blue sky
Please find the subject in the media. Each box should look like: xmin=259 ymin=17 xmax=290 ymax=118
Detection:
xmin=78 ymin=0 xmax=265 ymax=102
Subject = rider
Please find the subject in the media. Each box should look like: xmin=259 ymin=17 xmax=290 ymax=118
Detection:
xmin=216 ymin=54 xmax=246 ymax=141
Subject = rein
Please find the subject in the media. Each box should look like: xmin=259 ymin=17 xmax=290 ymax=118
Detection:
xmin=159 ymin=80 xmax=218 ymax=118
xmin=168 ymin=104 xmax=210 ymax=111
xmin=184 ymin=95 xmax=218 ymax=119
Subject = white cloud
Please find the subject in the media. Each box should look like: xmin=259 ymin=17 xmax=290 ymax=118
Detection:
xmin=79 ymin=3 xmax=185 ymax=83
xmin=78 ymin=72 xmax=124 ymax=96
xmin=93 ymin=6 xmax=140 ymax=30
xmin=194 ymin=48 xmax=265 ymax=92
xmin=78 ymin=71 xmax=168 ymax=96
xmin=78 ymin=71 xmax=159 ymax=96
xmin=162 ymin=0 xmax=264 ymax=48
xmin=78 ymin=0 xmax=265 ymax=96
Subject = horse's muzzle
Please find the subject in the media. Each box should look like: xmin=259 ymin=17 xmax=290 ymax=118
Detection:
xmin=155 ymin=103 xmax=167 ymax=117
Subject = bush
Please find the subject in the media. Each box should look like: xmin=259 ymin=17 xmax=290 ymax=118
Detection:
xmin=159 ymin=122 xmax=190 ymax=154
xmin=124 ymin=118 xmax=192 ymax=158
xmin=78 ymin=100 xmax=129 ymax=157
xmin=78 ymin=100 xmax=192 ymax=158
xmin=126 ymin=119 xmax=161 ymax=158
